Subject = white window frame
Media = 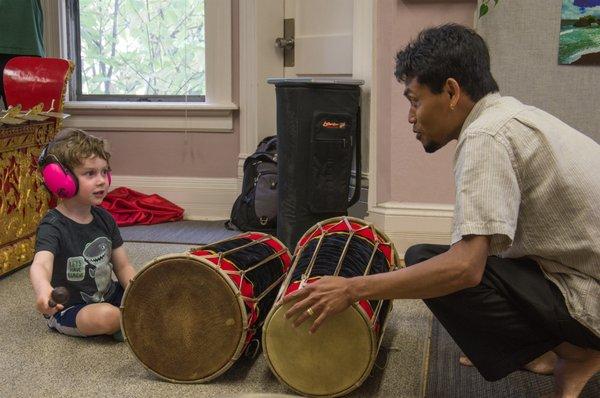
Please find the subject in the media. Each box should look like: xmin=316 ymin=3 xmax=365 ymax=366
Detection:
xmin=43 ymin=0 xmax=235 ymax=133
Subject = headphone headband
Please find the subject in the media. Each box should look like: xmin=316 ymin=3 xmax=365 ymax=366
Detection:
xmin=38 ymin=132 xmax=71 ymax=167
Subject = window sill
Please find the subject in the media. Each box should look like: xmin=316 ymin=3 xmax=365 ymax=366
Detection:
xmin=62 ymin=101 xmax=238 ymax=133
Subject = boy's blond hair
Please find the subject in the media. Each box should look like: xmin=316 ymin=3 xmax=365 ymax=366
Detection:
xmin=47 ymin=128 xmax=111 ymax=170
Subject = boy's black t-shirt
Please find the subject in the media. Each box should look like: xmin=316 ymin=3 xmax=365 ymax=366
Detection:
xmin=35 ymin=206 xmax=124 ymax=307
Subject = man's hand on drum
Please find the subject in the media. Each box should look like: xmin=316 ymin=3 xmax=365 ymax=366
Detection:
xmin=283 ymin=276 xmax=356 ymax=334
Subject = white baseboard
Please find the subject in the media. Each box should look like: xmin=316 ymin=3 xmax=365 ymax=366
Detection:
xmin=105 ymin=180 xmax=453 ymax=256
xmin=109 ymin=175 xmax=238 ymax=220
xmin=366 ymin=202 xmax=454 ymax=258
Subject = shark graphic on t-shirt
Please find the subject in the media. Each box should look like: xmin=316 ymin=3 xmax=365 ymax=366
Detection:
xmin=65 ymin=236 xmax=115 ymax=303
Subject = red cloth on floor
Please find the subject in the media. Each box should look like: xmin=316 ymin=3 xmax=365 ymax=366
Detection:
xmin=101 ymin=187 xmax=184 ymax=226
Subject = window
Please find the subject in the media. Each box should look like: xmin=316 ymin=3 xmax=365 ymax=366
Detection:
xmin=66 ymin=0 xmax=206 ymax=102
xmin=45 ymin=0 xmax=234 ymax=132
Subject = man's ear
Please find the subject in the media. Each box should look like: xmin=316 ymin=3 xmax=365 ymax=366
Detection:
xmin=445 ymin=78 xmax=461 ymax=109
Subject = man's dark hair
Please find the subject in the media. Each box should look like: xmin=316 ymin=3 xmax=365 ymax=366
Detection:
xmin=395 ymin=24 xmax=499 ymax=102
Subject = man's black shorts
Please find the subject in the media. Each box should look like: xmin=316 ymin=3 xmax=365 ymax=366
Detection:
xmin=405 ymin=244 xmax=600 ymax=381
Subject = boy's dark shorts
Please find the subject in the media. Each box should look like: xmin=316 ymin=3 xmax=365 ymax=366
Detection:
xmin=46 ymin=284 xmax=124 ymax=337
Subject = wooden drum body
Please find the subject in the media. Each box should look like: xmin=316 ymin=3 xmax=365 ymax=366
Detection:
xmin=262 ymin=217 xmax=400 ymax=397
xmin=121 ymin=232 xmax=291 ymax=383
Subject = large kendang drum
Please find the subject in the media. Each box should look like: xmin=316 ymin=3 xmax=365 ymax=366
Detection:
xmin=262 ymin=217 xmax=400 ymax=397
xmin=121 ymin=232 xmax=291 ymax=383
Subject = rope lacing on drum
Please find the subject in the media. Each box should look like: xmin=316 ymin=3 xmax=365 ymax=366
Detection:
xmin=289 ymin=222 xmax=392 ymax=325
xmin=193 ymin=234 xmax=289 ymax=330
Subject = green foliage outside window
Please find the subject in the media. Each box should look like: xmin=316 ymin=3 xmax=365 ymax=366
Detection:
xmin=78 ymin=0 xmax=205 ymax=97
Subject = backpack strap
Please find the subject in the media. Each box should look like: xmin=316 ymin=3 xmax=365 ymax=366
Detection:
xmin=256 ymin=135 xmax=277 ymax=153
xmin=243 ymin=151 xmax=277 ymax=169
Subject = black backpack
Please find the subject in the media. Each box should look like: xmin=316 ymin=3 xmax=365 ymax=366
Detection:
xmin=226 ymin=136 xmax=278 ymax=232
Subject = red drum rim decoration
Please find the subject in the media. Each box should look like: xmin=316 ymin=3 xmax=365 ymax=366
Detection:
xmin=190 ymin=232 xmax=292 ymax=345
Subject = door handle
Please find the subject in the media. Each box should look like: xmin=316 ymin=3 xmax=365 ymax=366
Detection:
xmin=275 ymin=37 xmax=295 ymax=50
xmin=276 ymin=18 xmax=295 ymax=67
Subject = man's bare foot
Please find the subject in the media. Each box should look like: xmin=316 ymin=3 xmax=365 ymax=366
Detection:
xmin=459 ymin=351 xmax=557 ymax=375
xmin=526 ymin=351 xmax=557 ymax=375
xmin=552 ymin=343 xmax=600 ymax=398
xmin=459 ymin=355 xmax=474 ymax=367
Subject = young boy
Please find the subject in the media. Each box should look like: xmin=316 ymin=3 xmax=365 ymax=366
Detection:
xmin=30 ymin=128 xmax=136 ymax=339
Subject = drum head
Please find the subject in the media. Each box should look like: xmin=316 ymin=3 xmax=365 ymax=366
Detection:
xmin=122 ymin=255 xmax=245 ymax=382
xmin=263 ymin=302 xmax=374 ymax=397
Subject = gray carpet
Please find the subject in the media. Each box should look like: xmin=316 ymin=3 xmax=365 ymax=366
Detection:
xmin=120 ymin=220 xmax=241 ymax=244
xmin=0 ymin=242 xmax=432 ymax=398
xmin=425 ymin=318 xmax=600 ymax=398
xmin=5 ymin=216 xmax=597 ymax=397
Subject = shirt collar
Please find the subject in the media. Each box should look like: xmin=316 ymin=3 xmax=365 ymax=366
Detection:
xmin=458 ymin=92 xmax=501 ymax=143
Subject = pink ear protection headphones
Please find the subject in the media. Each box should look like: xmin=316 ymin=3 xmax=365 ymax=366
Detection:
xmin=38 ymin=137 xmax=112 ymax=199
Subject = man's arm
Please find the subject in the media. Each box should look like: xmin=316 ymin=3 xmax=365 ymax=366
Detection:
xmin=111 ymin=246 xmax=136 ymax=289
xmin=355 ymin=234 xmax=490 ymax=300
xmin=284 ymin=234 xmax=490 ymax=333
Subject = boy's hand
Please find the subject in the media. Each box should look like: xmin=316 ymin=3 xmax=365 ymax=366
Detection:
xmin=35 ymin=294 xmax=62 ymax=315
xmin=35 ymin=291 xmax=64 ymax=316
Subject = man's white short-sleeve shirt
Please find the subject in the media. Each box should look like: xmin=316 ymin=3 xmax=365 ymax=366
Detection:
xmin=452 ymin=93 xmax=600 ymax=337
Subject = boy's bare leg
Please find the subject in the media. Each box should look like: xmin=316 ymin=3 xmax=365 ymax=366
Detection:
xmin=459 ymin=350 xmax=557 ymax=375
xmin=75 ymin=303 xmax=121 ymax=336
xmin=551 ymin=342 xmax=600 ymax=398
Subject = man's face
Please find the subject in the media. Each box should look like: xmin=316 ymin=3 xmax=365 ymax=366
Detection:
xmin=403 ymin=78 xmax=459 ymax=153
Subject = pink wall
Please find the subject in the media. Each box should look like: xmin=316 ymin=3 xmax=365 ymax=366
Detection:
xmin=93 ymin=0 xmax=475 ymax=189
xmin=94 ymin=131 xmax=239 ymax=178
xmin=93 ymin=0 xmax=240 ymax=179
xmin=376 ymin=0 xmax=476 ymax=204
